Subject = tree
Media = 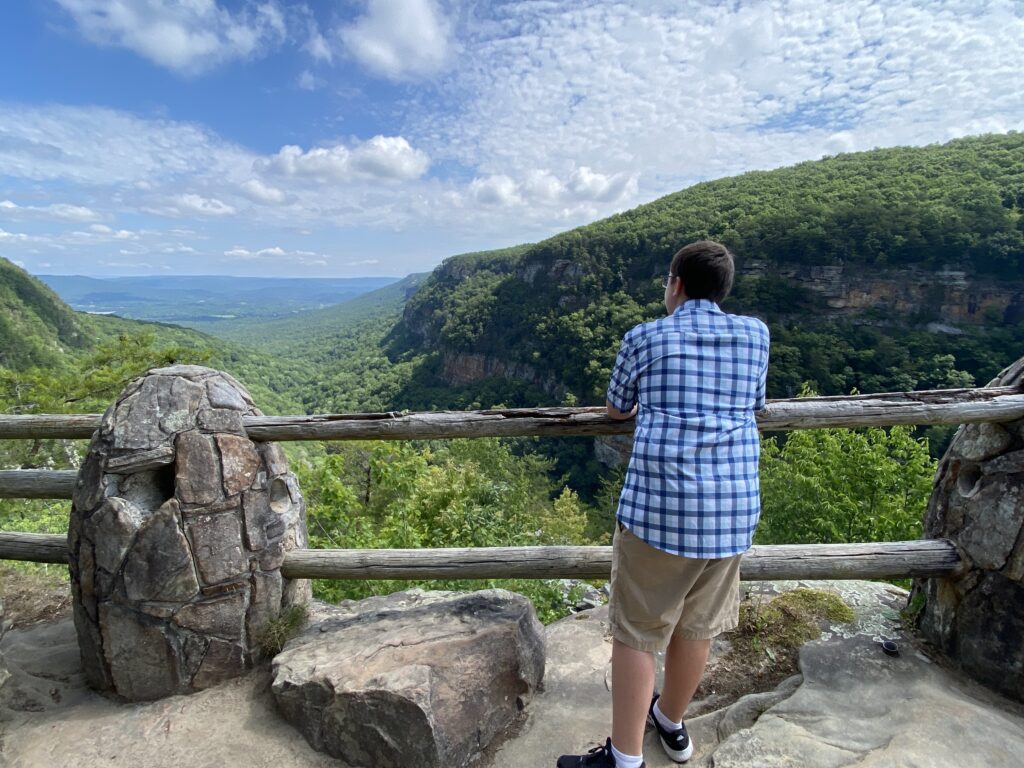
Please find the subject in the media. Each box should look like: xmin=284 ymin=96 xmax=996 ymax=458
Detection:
xmin=757 ymin=412 xmax=935 ymax=546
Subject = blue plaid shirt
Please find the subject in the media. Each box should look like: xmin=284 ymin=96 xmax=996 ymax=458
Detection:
xmin=607 ymin=299 xmax=769 ymax=559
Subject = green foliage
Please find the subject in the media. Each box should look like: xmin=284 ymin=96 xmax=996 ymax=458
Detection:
xmin=0 ymin=257 xmax=88 ymax=369
xmin=757 ymin=388 xmax=936 ymax=545
xmin=297 ymin=438 xmax=592 ymax=622
xmin=256 ymin=604 xmax=308 ymax=657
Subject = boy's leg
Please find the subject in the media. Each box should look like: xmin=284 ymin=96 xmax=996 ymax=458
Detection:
xmin=657 ymin=635 xmax=711 ymax=722
xmin=610 ymin=638 xmax=656 ymax=755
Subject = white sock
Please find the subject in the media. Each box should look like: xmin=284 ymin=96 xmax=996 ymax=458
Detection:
xmin=609 ymin=741 xmax=644 ymax=768
xmin=654 ymin=699 xmax=683 ymax=731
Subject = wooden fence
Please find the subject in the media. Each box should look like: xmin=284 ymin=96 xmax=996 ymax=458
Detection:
xmin=3 ymin=384 xmax=1023 ymax=581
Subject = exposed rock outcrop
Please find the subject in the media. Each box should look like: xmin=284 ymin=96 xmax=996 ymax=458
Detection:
xmin=4 ymin=582 xmax=1024 ymax=767
xmin=914 ymin=355 xmax=1024 ymax=702
xmin=67 ymin=365 xmax=309 ymax=701
xmin=272 ymin=589 xmax=546 ymax=768
xmin=441 ymin=351 xmax=567 ymax=396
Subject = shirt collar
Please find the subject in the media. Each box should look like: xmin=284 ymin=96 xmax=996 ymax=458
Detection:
xmin=674 ymin=298 xmax=722 ymax=315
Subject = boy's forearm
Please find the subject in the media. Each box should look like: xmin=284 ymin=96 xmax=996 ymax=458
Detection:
xmin=606 ymin=400 xmax=638 ymax=420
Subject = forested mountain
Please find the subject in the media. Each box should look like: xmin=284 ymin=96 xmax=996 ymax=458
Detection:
xmin=396 ymin=134 xmax=1024 ymax=408
xmin=0 ymin=257 xmax=89 ymax=369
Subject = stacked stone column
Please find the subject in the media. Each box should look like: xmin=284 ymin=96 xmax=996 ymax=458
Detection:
xmin=68 ymin=365 xmax=309 ymax=701
xmin=915 ymin=356 xmax=1024 ymax=702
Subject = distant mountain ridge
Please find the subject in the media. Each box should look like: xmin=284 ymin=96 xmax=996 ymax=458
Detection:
xmin=39 ymin=274 xmax=399 ymax=329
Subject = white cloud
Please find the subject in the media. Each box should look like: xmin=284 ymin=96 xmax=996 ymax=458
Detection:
xmin=469 ymin=175 xmax=520 ymax=207
xmin=85 ymin=224 xmax=137 ymax=239
xmin=54 ymin=0 xmax=290 ymax=75
xmin=351 ymin=136 xmax=431 ymax=179
xmin=466 ymin=167 xmax=636 ymax=211
xmin=567 ymin=167 xmax=638 ymax=203
xmin=0 ymin=105 xmax=253 ymax=186
xmin=98 ymin=259 xmax=153 ymax=269
xmin=260 ymin=136 xmax=430 ymax=181
xmin=12 ymin=259 xmax=26 ymax=268
xmin=339 ymin=0 xmax=451 ymax=80
xmin=296 ymin=70 xmax=321 ymax=91
xmin=411 ymin=0 xmax=1024 ymax=215
xmin=304 ymin=25 xmax=332 ymax=63
xmin=165 ymin=193 xmax=236 ymax=217
xmin=4 ymin=1 xmax=1024 ymax=271
xmin=0 ymin=199 xmax=99 ymax=222
xmin=240 ymin=178 xmax=286 ymax=204
xmin=0 ymin=228 xmax=31 ymax=242
xmin=224 ymin=245 xmax=326 ymax=266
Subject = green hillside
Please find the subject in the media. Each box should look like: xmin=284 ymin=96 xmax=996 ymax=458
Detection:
xmin=0 ymin=257 xmax=89 ymax=369
xmin=396 ymin=133 xmax=1024 ymax=406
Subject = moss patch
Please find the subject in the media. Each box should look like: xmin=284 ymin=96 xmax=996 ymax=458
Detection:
xmin=692 ymin=587 xmax=856 ymax=711
xmin=734 ymin=588 xmax=854 ymax=664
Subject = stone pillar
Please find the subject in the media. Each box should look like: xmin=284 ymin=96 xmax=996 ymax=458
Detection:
xmin=914 ymin=356 xmax=1024 ymax=702
xmin=68 ymin=365 xmax=309 ymax=701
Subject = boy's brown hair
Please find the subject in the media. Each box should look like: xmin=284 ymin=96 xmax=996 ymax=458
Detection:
xmin=670 ymin=240 xmax=735 ymax=303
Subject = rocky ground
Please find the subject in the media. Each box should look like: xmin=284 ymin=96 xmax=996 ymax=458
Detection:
xmin=3 ymin=578 xmax=1024 ymax=767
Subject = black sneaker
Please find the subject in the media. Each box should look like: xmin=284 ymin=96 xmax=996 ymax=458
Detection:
xmin=646 ymin=694 xmax=694 ymax=763
xmin=556 ymin=738 xmax=645 ymax=767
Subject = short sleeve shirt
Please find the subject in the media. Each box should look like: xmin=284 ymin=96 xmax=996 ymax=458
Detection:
xmin=606 ymin=299 xmax=770 ymax=559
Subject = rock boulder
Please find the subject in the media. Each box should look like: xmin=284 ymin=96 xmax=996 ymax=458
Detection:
xmin=914 ymin=356 xmax=1024 ymax=702
xmin=272 ymin=589 xmax=546 ymax=768
xmin=68 ymin=365 xmax=309 ymax=701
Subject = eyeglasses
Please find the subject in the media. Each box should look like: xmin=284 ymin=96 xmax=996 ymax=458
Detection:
xmin=662 ymin=274 xmax=677 ymax=288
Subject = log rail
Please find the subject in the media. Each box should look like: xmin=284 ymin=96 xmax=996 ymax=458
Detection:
xmin=2 ymin=384 xmax=1014 ymax=580
xmin=0 ymin=532 xmax=961 ymax=582
xmin=1 ymin=386 xmax=1022 ymax=442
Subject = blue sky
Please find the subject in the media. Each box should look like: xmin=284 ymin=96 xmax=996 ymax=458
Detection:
xmin=1 ymin=1 xmax=1022 ymax=278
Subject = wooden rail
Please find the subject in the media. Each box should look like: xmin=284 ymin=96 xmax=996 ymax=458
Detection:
xmin=3 ymin=386 xmax=1022 ymax=500
xmin=0 ymin=470 xmax=77 ymax=499
xmin=1 ymin=386 xmax=1021 ymax=442
xmin=0 ymin=532 xmax=962 ymax=581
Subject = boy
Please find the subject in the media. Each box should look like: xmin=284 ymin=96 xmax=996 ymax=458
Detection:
xmin=558 ymin=240 xmax=769 ymax=767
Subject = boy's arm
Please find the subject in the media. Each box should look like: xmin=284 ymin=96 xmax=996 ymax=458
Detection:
xmin=606 ymin=401 xmax=638 ymax=420
xmin=754 ymin=324 xmax=770 ymax=410
xmin=606 ymin=334 xmax=639 ymax=418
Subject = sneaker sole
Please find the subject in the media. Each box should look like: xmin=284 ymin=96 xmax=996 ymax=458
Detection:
xmin=646 ymin=713 xmax=694 ymax=763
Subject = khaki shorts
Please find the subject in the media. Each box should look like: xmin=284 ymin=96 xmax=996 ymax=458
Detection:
xmin=609 ymin=524 xmax=742 ymax=652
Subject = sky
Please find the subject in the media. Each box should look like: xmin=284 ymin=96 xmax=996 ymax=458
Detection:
xmin=0 ymin=1 xmax=1022 ymax=278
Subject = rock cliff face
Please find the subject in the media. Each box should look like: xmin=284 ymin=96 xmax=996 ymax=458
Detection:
xmin=756 ymin=263 xmax=1024 ymax=324
xmin=407 ymin=262 xmax=1024 ymax=394
xmin=441 ymin=351 xmax=567 ymax=397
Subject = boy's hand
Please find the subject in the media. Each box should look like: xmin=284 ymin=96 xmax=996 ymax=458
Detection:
xmin=606 ymin=400 xmax=638 ymax=420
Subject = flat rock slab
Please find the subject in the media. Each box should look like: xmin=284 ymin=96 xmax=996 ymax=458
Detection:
xmin=272 ymin=589 xmax=545 ymax=768
xmin=5 ymin=582 xmax=1024 ymax=768
xmin=487 ymin=580 xmax=1024 ymax=768
xmin=0 ymin=618 xmax=333 ymax=768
